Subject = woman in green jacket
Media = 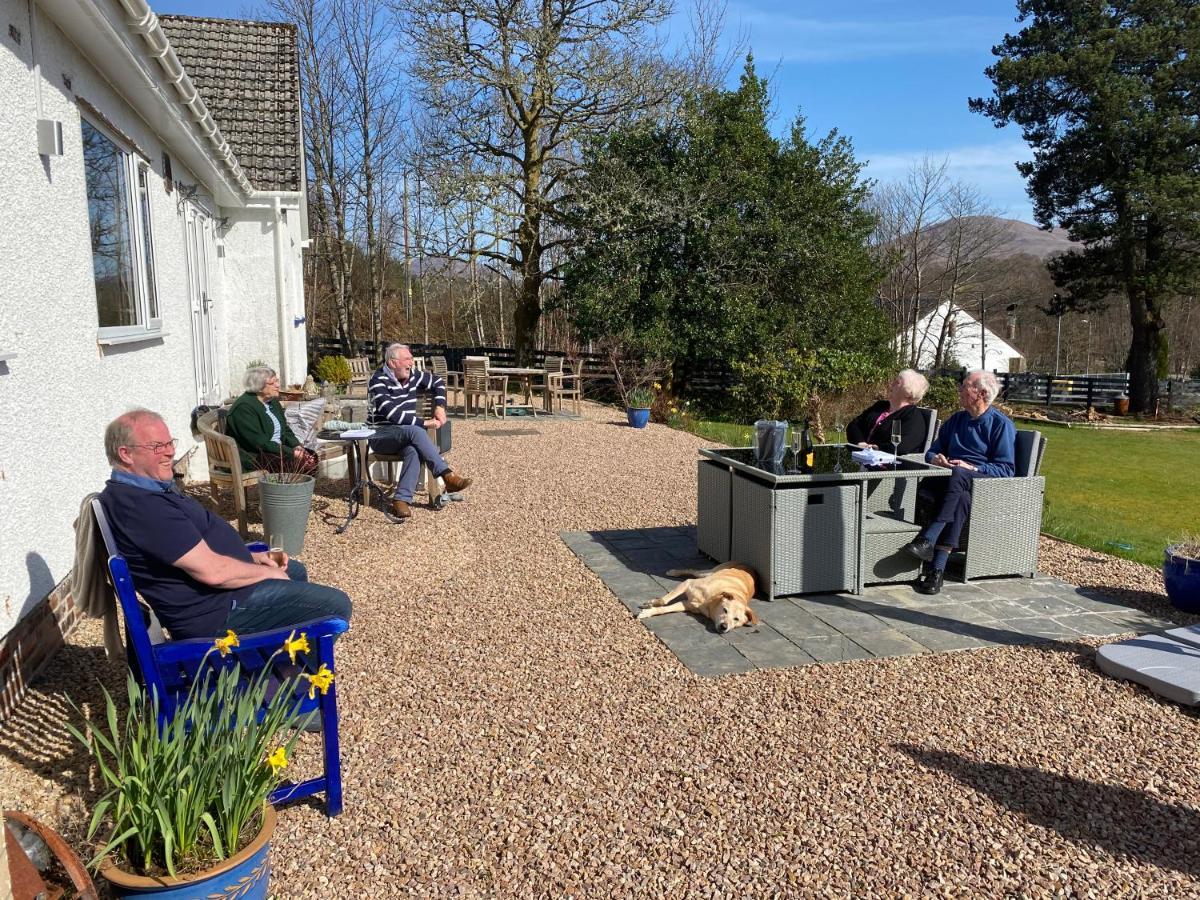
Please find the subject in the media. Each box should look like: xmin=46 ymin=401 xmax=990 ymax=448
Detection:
xmin=225 ymin=367 xmax=318 ymax=476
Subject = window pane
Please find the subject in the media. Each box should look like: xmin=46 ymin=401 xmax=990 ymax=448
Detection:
xmin=82 ymin=120 xmax=138 ymax=328
xmin=137 ymin=167 xmax=159 ymax=320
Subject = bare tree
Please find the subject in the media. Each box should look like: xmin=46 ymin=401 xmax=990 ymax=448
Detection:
xmin=396 ymin=0 xmax=677 ymax=363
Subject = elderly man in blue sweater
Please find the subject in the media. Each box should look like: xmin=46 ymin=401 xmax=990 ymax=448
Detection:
xmin=904 ymin=370 xmax=1016 ymax=595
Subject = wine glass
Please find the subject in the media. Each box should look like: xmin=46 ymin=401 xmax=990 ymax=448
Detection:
xmin=790 ymin=425 xmax=802 ymax=469
xmin=890 ymin=419 xmax=902 ymax=468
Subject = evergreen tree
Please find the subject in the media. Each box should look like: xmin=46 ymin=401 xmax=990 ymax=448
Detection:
xmin=970 ymin=0 xmax=1200 ymax=412
xmin=563 ymin=58 xmax=889 ymax=417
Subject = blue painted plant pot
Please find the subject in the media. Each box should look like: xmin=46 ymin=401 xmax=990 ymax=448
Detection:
xmin=626 ymin=407 xmax=651 ymax=428
xmin=100 ymin=807 xmax=274 ymax=899
xmin=1164 ymin=547 xmax=1200 ymax=613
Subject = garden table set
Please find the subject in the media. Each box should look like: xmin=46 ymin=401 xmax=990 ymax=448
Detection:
xmin=697 ymin=445 xmax=950 ymax=598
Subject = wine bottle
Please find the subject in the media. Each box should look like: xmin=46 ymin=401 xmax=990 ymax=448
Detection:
xmin=800 ymin=418 xmax=814 ymax=471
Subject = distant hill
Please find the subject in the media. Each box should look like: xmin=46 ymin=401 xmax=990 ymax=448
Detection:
xmin=921 ymin=215 xmax=1079 ymax=261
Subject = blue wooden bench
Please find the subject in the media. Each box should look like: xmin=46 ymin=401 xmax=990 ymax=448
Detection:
xmin=90 ymin=498 xmax=348 ymax=815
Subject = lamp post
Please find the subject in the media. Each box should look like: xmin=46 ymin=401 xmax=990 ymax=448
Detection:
xmin=1081 ymin=317 xmax=1092 ymax=375
xmin=1054 ymin=312 xmax=1063 ymax=375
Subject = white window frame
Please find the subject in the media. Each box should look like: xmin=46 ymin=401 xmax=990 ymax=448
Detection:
xmin=81 ymin=114 xmax=163 ymax=344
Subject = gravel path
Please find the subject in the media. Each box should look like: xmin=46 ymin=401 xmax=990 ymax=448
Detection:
xmin=3 ymin=403 xmax=1199 ymax=898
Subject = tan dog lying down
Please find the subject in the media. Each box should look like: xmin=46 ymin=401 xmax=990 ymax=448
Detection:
xmin=636 ymin=563 xmax=759 ymax=634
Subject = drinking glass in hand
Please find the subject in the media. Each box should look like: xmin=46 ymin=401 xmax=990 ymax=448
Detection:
xmin=890 ymin=419 xmax=902 ymax=468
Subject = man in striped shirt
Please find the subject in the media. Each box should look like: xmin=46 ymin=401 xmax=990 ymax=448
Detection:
xmin=368 ymin=343 xmax=473 ymax=519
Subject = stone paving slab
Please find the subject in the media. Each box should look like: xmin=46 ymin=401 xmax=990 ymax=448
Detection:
xmin=561 ymin=528 xmax=1177 ymax=677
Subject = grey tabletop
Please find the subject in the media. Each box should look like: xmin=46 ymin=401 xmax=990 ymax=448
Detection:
xmin=700 ymin=445 xmax=952 ymax=485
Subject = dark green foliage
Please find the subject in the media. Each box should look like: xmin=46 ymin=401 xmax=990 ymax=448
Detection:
xmin=562 ymin=58 xmax=892 ymax=416
xmin=922 ymin=376 xmax=961 ymax=420
xmin=970 ymin=0 xmax=1200 ymax=413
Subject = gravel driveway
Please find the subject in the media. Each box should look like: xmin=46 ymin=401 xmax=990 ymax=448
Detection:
xmin=3 ymin=403 xmax=1198 ymax=897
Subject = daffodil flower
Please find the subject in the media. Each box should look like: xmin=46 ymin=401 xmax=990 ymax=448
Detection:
xmin=283 ymin=631 xmax=310 ymax=665
xmin=653 ymin=382 xmax=661 ymax=390
xmin=266 ymin=746 xmax=288 ymax=774
xmin=302 ymin=664 xmax=335 ymax=699
xmin=214 ymin=630 xmax=240 ymax=657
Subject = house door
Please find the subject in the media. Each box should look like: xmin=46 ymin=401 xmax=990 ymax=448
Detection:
xmin=184 ymin=204 xmax=219 ymax=404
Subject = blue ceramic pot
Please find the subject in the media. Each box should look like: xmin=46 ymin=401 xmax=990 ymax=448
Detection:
xmin=1164 ymin=547 xmax=1200 ymax=613
xmin=100 ymin=807 xmax=274 ymax=899
xmin=626 ymin=408 xmax=651 ymax=428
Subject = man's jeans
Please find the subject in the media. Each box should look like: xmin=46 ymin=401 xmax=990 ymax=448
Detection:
xmin=225 ymin=560 xmax=352 ymax=634
xmin=368 ymin=424 xmax=450 ymax=502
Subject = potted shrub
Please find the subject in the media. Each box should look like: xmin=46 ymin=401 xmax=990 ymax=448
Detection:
xmin=1164 ymin=538 xmax=1200 ymax=613
xmin=626 ymin=385 xmax=655 ymax=428
xmin=68 ymin=634 xmax=329 ymax=898
xmin=313 ymin=355 xmax=353 ymax=394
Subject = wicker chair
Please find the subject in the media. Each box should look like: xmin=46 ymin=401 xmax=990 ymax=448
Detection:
xmin=953 ymin=429 xmax=1047 ymax=581
xmin=462 ymin=356 xmax=508 ymax=418
xmin=197 ymin=410 xmax=261 ymax=538
xmin=541 ymin=357 xmax=583 ymax=415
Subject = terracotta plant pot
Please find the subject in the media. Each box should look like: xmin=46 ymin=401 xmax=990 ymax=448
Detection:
xmin=99 ymin=806 xmax=275 ymax=899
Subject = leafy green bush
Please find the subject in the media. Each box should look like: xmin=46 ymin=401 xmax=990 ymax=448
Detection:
xmin=313 ymin=355 xmax=353 ymax=386
xmin=922 ymin=375 xmax=961 ymax=419
xmin=732 ymin=348 xmax=885 ymax=425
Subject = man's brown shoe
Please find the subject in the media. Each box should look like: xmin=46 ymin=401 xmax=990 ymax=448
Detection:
xmin=390 ymin=499 xmax=412 ymax=518
xmin=441 ymin=471 xmax=473 ymax=493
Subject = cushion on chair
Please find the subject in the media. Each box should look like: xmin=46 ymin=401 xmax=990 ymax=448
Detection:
xmin=285 ymin=398 xmax=327 ymax=450
xmin=1014 ymin=430 xmax=1042 ymax=477
xmin=1096 ymin=634 xmax=1200 ymax=706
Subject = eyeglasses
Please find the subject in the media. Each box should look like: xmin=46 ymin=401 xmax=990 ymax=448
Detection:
xmin=125 ymin=439 xmax=178 ymax=454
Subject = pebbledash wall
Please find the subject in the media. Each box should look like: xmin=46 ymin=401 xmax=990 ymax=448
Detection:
xmin=0 ymin=0 xmax=307 ymax=720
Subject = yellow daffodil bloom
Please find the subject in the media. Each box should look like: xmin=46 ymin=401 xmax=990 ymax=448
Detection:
xmin=653 ymin=382 xmax=661 ymax=390
xmin=214 ymin=630 xmax=240 ymax=657
xmin=283 ymin=631 xmax=311 ymax=665
xmin=266 ymin=746 xmax=288 ymax=774
xmin=302 ymin=664 xmax=335 ymax=700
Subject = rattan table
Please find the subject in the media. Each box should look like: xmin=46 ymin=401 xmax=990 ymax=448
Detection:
xmin=697 ymin=445 xmax=950 ymax=598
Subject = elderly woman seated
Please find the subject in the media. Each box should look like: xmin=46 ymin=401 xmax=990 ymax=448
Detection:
xmin=845 ymin=369 xmax=931 ymax=455
xmin=225 ymin=366 xmax=318 ymax=476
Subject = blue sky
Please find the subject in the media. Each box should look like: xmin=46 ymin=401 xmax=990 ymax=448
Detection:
xmin=156 ymin=0 xmax=1035 ymax=221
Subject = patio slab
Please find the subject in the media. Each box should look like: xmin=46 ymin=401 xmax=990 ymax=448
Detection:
xmin=563 ymin=527 xmax=1177 ymax=677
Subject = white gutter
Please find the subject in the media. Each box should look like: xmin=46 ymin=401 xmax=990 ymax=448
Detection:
xmin=115 ymin=0 xmax=254 ymax=199
xmin=272 ymin=196 xmax=291 ymax=385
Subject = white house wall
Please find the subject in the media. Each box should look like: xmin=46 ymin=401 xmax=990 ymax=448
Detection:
xmin=218 ymin=202 xmax=308 ymax=390
xmin=908 ymin=304 xmax=1024 ymax=374
xmin=0 ymin=1 xmax=304 ymax=638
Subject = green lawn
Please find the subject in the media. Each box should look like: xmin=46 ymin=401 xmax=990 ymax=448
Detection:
xmin=679 ymin=416 xmax=1200 ymax=568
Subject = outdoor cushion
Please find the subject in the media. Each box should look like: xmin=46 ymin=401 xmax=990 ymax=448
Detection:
xmin=1014 ymin=429 xmax=1042 ymax=477
xmin=1095 ymin=634 xmax=1200 ymax=706
xmin=285 ymin=397 xmax=327 ymax=450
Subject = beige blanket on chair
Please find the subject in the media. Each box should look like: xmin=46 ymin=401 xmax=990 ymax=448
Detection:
xmin=72 ymin=493 xmax=123 ymax=660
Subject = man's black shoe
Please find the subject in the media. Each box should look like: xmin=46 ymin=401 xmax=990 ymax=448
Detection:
xmin=914 ymin=568 xmax=944 ymax=595
xmin=904 ymin=538 xmax=935 ymax=562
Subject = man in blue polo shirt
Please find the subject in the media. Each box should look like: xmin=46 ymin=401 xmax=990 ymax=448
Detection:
xmin=99 ymin=408 xmax=352 ymax=640
xmin=904 ymin=370 xmax=1016 ymax=596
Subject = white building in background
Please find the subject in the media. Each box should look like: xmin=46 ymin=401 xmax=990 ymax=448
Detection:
xmin=0 ymin=1 xmax=309 ymax=716
xmin=905 ymin=300 xmax=1025 ymax=374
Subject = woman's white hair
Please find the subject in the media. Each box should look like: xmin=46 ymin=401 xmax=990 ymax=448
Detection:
xmin=896 ymin=369 xmax=929 ymax=403
xmin=969 ymin=369 xmax=1001 ymax=404
xmin=245 ymin=366 xmax=278 ymax=394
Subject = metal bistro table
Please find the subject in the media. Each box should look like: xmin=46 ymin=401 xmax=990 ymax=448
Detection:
xmin=697 ymin=445 xmax=950 ymax=598
xmin=488 ymin=366 xmax=547 ymax=415
xmin=317 ymin=429 xmax=405 ymax=533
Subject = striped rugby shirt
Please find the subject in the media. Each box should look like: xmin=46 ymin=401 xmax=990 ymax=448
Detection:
xmin=367 ymin=365 xmax=447 ymax=428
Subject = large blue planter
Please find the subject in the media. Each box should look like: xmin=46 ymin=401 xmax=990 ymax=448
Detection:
xmin=100 ymin=807 xmax=274 ymax=899
xmin=626 ymin=407 xmax=651 ymax=428
xmin=1163 ymin=546 xmax=1200 ymax=613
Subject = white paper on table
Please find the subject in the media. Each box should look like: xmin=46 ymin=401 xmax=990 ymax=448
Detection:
xmin=851 ymin=448 xmax=897 ymax=466
xmin=339 ymin=428 xmax=376 ymax=439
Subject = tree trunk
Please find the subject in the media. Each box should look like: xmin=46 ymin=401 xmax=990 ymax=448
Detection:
xmin=1127 ymin=285 xmax=1165 ymax=413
